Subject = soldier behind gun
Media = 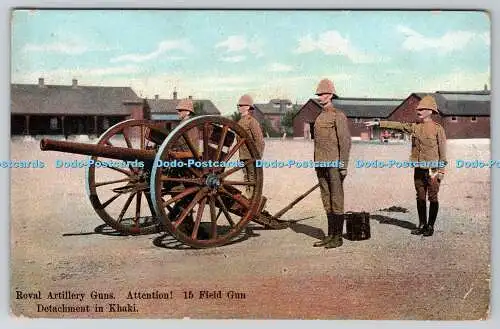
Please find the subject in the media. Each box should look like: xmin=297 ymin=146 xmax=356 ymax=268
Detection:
xmin=365 ymin=95 xmax=447 ymax=237
xmin=168 ymin=98 xmax=199 ymax=233
xmin=168 ymin=99 xmax=199 ymax=158
xmin=312 ymin=79 xmax=352 ymax=249
xmin=237 ymin=94 xmax=265 ymax=198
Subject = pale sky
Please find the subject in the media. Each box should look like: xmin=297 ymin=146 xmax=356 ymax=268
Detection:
xmin=11 ymin=10 xmax=490 ymax=115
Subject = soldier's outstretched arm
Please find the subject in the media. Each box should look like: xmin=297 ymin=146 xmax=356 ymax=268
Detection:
xmin=365 ymin=120 xmax=415 ymax=134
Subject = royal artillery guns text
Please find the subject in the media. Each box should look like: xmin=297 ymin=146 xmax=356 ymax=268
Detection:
xmin=40 ymin=116 xmax=318 ymax=248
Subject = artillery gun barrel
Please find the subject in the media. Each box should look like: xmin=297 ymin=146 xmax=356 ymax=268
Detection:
xmin=40 ymin=138 xmax=156 ymax=162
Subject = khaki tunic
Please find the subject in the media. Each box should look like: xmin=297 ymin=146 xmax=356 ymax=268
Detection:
xmin=313 ymin=106 xmax=351 ymax=168
xmin=379 ymin=121 xmax=447 ymax=165
xmin=238 ymin=114 xmax=265 ymax=159
xmin=313 ymin=106 xmax=351 ymax=214
xmin=379 ymin=120 xmax=447 ymax=202
xmin=173 ymin=118 xmax=199 ymax=154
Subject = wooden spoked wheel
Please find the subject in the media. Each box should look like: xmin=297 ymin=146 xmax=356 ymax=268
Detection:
xmin=86 ymin=119 xmax=161 ymax=235
xmin=151 ymin=115 xmax=263 ymax=248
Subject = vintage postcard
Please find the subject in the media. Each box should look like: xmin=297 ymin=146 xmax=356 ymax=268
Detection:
xmin=10 ymin=9 xmax=491 ymax=319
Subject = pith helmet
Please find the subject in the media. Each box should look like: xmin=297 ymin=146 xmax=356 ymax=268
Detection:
xmin=416 ymin=95 xmax=438 ymax=113
xmin=238 ymin=94 xmax=254 ymax=106
xmin=315 ymin=78 xmax=337 ymax=97
xmin=176 ymin=99 xmax=194 ymax=113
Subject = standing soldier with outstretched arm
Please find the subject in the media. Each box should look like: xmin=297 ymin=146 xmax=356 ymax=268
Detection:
xmin=312 ymin=78 xmax=352 ymax=249
xmin=237 ymin=94 xmax=265 ymax=198
xmin=365 ymin=95 xmax=447 ymax=237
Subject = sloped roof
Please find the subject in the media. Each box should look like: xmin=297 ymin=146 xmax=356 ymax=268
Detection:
xmin=297 ymin=97 xmax=403 ymax=118
xmin=11 ymin=83 xmax=141 ymax=115
xmin=414 ymin=92 xmax=490 ymax=116
xmin=254 ymin=99 xmax=295 ymax=115
xmin=333 ymin=97 xmax=403 ymax=118
xmin=147 ymin=98 xmax=221 ymax=115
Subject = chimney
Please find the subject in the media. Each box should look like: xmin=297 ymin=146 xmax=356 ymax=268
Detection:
xmin=173 ymin=88 xmax=178 ymax=100
xmin=280 ymin=100 xmax=285 ymax=113
xmin=155 ymin=94 xmax=159 ymax=100
xmin=38 ymin=77 xmax=44 ymax=88
xmin=188 ymin=95 xmax=193 ymax=100
xmin=72 ymin=78 xmax=78 ymax=88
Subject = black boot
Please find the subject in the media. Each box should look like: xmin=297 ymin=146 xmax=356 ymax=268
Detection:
xmin=423 ymin=202 xmax=438 ymax=237
xmin=324 ymin=214 xmax=344 ymax=249
xmin=313 ymin=213 xmax=335 ymax=247
xmin=411 ymin=200 xmax=427 ymax=235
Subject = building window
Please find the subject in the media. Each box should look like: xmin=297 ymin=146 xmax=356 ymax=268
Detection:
xmin=50 ymin=117 xmax=58 ymax=130
xmin=451 ymin=116 xmax=457 ymax=122
xmin=471 ymin=116 xmax=477 ymax=122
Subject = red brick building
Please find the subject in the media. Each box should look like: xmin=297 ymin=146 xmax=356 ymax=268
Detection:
xmin=293 ymin=91 xmax=490 ymax=140
xmin=254 ymin=99 xmax=294 ymax=132
xmin=384 ymin=91 xmax=490 ymax=139
xmin=147 ymin=91 xmax=221 ymax=130
xmin=293 ymin=97 xmax=402 ymax=140
xmin=11 ymin=78 xmax=144 ymax=136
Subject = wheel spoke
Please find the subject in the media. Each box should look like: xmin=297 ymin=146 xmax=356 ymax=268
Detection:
xmin=160 ymin=176 xmax=203 ymax=185
xmin=144 ymin=191 xmax=156 ymax=217
xmin=209 ymin=195 xmax=217 ymax=239
xmin=163 ymin=186 xmax=200 ymax=207
xmin=134 ymin=191 xmax=142 ymax=225
xmin=215 ymin=125 xmax=229 ymax=161
xmin=203 ymin=122 xmax=209 ymax=162
xmin=188 ymin=167 xmax=203 ymax=178
xmin=118 ymin=192 xmax=137 ymax=223
xmin=173 ymin=188 xmax=208 ymax=229
xmin=94 ymin=178 xmax=131 ymax=188
xmin=101 ymin=192 xmax=122 ymax=209
xmin=122 ymin=129 xmax=133 ymax=149
xmin=223 ymin=138 xmax=245 ymax=162
xmin=219 ymin=159 xmax=251 ymax=179
xmin=220 ymin=187 xmax=250 ymax=209
xmin=191 ymin=197 xmax=207 ymax=239
xmin=216 ymin=195 xmax=235 ymax=227
xmin=140 ymin=125 xmax=145 ymax=150
xmin=222 ymin=180 xmax=256 ymax=186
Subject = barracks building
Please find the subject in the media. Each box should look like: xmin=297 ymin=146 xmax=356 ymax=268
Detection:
xmin=293 ymin=89 xmax=491 ymax=140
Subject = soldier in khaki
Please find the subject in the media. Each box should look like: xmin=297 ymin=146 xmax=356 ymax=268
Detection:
xmin=169 ymin=99 xmax=199 ymax=158
xmin=237 ymin=94 xmax=265 ymax=197
xmin=366 ymin=95 xmax=447 ymax=237
xmin=168 ymin=98 xmax=199 ymax=233
xmin=312 ymin=79 xmax=352 ymax=249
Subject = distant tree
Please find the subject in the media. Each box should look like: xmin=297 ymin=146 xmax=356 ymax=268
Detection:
xmin=193 ymin=102 xmax=206 ymax=116
xmin=281 ymin=104 xmax=300 ymax=135
xmin=230 ymin=111 xmax=241 ymax=122
xmin=261 ymin=118 xmax=281 ymax=137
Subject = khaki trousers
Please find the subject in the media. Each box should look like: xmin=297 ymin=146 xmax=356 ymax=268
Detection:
xmin=414 ymin=168 xmax=441 ymax=202
xmin=315 ymin=168 xmax=344 ymax=214
xmin=242 ymin=161 xmax=256 ymax=197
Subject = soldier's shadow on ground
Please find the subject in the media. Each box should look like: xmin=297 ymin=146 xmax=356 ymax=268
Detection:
xmin=62 ymin=224 xmax=125 ymax=237
xmin=287 ymin=217 xmax=325 ymax=240
xmin=152 ymin=225 xmax=260 ymax=250
xmin=370 ymin=214 xmax=417 ymax=230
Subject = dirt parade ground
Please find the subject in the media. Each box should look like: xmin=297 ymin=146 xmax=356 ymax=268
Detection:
xmin=10 ymin=137 xmax=491 ymax=320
